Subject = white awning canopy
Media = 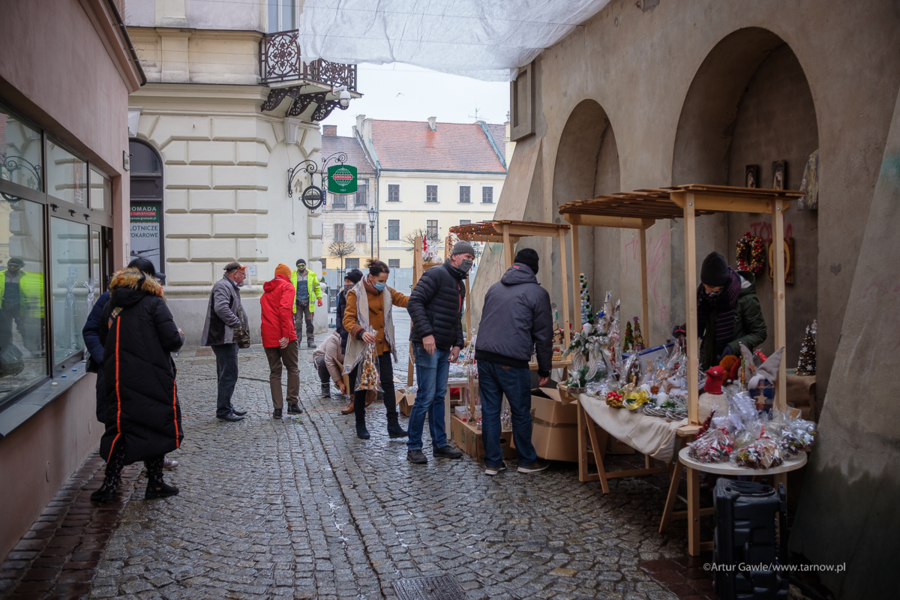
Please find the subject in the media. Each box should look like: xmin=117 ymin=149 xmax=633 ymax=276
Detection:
xmin=298 ymin=0 xmax=612 ymax=81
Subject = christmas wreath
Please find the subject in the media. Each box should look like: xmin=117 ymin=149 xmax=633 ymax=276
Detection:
xmin=736 ymin=232 xmax=765 ymax=274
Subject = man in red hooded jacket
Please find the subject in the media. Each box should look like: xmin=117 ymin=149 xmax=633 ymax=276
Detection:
xmin=261 ymin=264 xmax=302 ymax=418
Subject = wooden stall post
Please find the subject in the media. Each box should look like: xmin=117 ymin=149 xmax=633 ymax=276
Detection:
xmin=679 ymin=193 xmax=700 ymax=424
xmin=772 ymin=200 xmax=788 ymax=411
xmin=558 ymin=229 xmax=571 ymax=348
xmin=502 ymin=224 xmax=512 ymax=269
xmin=639 ymin=226 xmax=650 ymax=347
xmin=571 ymin=225 xmax=581 ymax=331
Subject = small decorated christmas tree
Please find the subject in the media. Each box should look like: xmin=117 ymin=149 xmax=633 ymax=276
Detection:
xmin=579 ymin=273 xmax=593 ymax=325
xmin=623 ymin=320 xmax=634 ymax=353
xmin=633 ymin=317 xmax=644 ymax=352
xmin=796 ymin=320 xmax=817 ymax=375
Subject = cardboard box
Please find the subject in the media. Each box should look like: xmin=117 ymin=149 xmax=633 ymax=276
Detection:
xmin=450 ymin=415 xmax=515 ymax=461
xmin=396 ymin=389 xmax=415 ymax=417
xmin=606 ymin=435 xmax=637 ymax=455
xmin=511 ymin=388 xmax=580 ymax=462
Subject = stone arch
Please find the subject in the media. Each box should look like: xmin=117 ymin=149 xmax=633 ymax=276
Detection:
xmin=551 ymin=100 xmax=621 ymax=326
xmin=672 ymin=27 xmax=819 ymax=360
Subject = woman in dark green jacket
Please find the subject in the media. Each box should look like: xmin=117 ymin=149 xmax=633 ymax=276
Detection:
xmin=696 ymin=252 xmax=767 ymax=369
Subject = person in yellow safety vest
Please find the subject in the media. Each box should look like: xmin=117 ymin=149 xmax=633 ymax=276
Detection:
xmin=0 ymin=257 xmax=45 ymax=354
xmin=290 ymin=259 xmax=322 ymax=349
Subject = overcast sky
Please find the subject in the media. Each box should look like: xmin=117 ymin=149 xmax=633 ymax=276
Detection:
xmin=327 ymin=63 xmax=510 ymax=136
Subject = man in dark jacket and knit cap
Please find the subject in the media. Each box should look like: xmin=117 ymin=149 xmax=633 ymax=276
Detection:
xmin=404 ymin=241 xmax=475 ymax=465
xmin=475 ymin=248 xmax=553 ymax=476
xmin=694 ymin=251 xmax=767 ymax=370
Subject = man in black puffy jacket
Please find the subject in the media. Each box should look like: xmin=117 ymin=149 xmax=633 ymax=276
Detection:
xmin=404 ymin=241 xmax=475 ymax=464
xmin=475 ymin=248 xmax=553 ymax=476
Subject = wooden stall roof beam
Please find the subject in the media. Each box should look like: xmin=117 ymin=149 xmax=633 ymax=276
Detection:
xmin=639 ymin=227 xmax=650 ymax=348
xmin=677 ymin=191 xmax=701 ymax=425
xmin=772 ymin=200 xmax=788 ymax=411
xmin=502 ymin=224 xmax=512 ymax=270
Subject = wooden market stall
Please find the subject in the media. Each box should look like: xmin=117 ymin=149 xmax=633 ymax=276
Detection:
xmin=450 ymin=219 xmax=577 ymax=349
xmin=558 ymin=184 xmax=805 ymax=555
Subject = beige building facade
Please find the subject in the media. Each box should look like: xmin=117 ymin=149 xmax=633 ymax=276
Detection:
xmin=355 ymin=117 xmax=508 ymax=270
xmin=124 ymin=0 xmax=358 ymax=340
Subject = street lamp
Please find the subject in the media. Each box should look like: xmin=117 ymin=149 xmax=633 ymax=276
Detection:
xmin=368 ymin=206 xmax=376 ymax=258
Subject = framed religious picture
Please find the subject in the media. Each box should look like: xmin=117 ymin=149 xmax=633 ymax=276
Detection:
xmin=772 ymin=160 xmax=786 ymax=190
xmin=798 ymin=149 xmax=819 ymax=211
xmin=745 ymin=164 xmax=758 ymax=189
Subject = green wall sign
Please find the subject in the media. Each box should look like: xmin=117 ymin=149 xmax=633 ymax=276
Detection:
xmin=327 ymin=164 xmax=358 ymax=194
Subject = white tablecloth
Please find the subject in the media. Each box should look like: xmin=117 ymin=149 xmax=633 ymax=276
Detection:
xmin=579 ymin=394 xmax=688 ymax=463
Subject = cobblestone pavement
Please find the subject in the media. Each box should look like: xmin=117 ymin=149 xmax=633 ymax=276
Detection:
xmin=6 ymin=313 xmax=698 ymax=600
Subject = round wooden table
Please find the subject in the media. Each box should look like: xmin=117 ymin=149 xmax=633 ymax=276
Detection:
xmin=676 ymin=447 xmax=808 ymax=555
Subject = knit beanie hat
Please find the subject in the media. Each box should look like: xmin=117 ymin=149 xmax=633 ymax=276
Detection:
xmin=700 ymin=252 xmax=730 ymax=287
xmin=451 ymin=241 xmax=476 ymax=256
xmin=275 ymin=263 xmax=291 ymax=279
xmin=296 ymin=258 xmax=306 ymax=267
xmin=345 ymin=268 xmax=363 ymax=284
xmin=514 ymin=248 xmax=540 ymax=275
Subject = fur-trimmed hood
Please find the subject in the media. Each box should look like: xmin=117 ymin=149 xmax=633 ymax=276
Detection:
xmin=109 ymin=267 xmax=165 ymax=309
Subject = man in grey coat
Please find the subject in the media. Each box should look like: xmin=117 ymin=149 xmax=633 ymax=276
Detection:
xmin=201 ymin=262 xmax=249 ymax=421
xmin=475 ymin=248 xmax=553 ymax=476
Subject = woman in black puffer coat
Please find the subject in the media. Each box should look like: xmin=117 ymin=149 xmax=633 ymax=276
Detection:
xmin=92 ymin=259 xmax=185 ymax=503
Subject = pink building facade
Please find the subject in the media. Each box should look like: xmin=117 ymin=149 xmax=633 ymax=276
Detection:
xmin=0 ymin=0 xmax=143 ymax=560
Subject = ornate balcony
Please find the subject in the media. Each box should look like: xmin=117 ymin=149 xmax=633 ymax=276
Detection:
xmin=260 ymin=30 xmax=357 ymax=90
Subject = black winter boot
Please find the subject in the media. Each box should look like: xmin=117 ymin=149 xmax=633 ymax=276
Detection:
xmin=321 ymin=382 xmax=331 ymax=398
xmin=386 ymin=411 xmax=407 ymax=439
xmin=355 ymin=411 xmax=370 ymax=439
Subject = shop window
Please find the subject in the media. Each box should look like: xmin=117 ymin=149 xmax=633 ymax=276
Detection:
xmin=426 ymin=220 xmax=438 ymax=240
xmin=426 ymin=185 xmax=438 ymax=203
xmin=355 ymin=223 xmax=366 ymax=243
xmin=0 ymin=109 xmax=43 ymax=193
xmin=47 ymin=139 xmax=87 ymax=206
xmin=388 ymin=184 xmax=400 ymax=202
xmin=388 ymin=219 xmax=400 ymax=240
xmin=459 ymin=219 xmax=471 ymax=226
xmin=482 ymin=186 xmax=494 ymax=204
xmin=0 ymin=197 xmax=48 ymax=407
xmin=388 ymin=259 xmax=400 ymax=270
xmin=459 ymin=186 xmax=470 ymax=203
xmin=89 ymin=167 xmax=110 ymax=212
xmin=334 ymin=223 xmax=345 ymax=242
xmin=50 ymin=218 xmax=89 ymax=366
xmin=355 ymin=181 xmax=368 ymax=207
xmin=345 ymin=258 xmax=359 ymax=270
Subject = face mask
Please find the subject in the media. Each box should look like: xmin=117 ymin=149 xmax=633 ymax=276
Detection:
xmin=374 ymin=282 xmax=386 ymax=291
xmin=458 ymin=259 xmax=474 ymax=273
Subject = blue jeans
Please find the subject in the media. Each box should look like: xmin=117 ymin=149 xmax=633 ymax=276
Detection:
xmin=212 ymin=343 xmax=239 ymax=417
xmin=407 ymin=343 xmax=451 ymax=451
xmin=477 ymin=360 xmax=537 ymax=468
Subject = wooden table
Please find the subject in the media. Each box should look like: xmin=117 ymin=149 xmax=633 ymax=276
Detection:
xmin=674 ymin=447 xmax=808 ymax=556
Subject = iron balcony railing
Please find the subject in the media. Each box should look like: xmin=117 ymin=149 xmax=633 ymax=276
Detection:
xmin=260 ymin=30 xmax=357 ymax=90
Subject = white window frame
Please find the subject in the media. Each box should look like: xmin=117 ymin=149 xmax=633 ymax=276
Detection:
xmin=458 ymin=184 xmax=471 ymax=204
xmin=268 ymin=0 xmax=301 ymax=33
xmin=426 ymin=218 xmax=439 ymax=241
xmin=482 ymin=185 xmax=494 ymax=204
xmin=387 ymin=218 xmax=401 ymax=241
xmin=425 ymin=183 xmax=439 ymax=203
xmin=387 ymin=182 xmax=401 ymax=203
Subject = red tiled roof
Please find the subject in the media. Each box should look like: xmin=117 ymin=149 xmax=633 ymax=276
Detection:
xmin=486 ymin=124 xmax=507 ymax=152
xmin=321 ymin=134 xmax=377 ymax=176
xmin=370 ymin=120 xmax=507 ymax=174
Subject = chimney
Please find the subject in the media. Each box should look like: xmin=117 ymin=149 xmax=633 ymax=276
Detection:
xmin=323 ymin=125 xmax=337 ymax=137
xmin=427 ymin=116 xmax=437 ymax=132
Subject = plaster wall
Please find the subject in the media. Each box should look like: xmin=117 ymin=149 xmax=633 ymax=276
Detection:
xmin=529 ymin=0 xmax=900 ymax=404
xmin=125 ymin=0 xmax=264 ymax=31
xmin=0 ymin=377 xmax=101 ymax=563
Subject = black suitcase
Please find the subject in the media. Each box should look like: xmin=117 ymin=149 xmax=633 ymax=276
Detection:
xmin=713 ymin=478 xmax=789 ymax=599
